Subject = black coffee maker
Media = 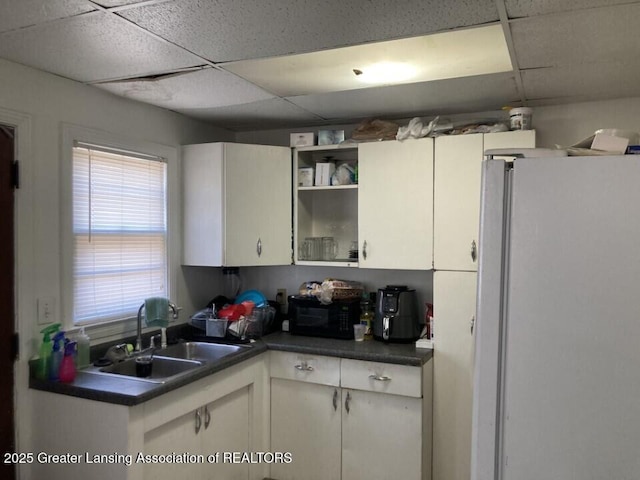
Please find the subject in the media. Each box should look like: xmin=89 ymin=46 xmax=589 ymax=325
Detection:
xmin=373 ymin=285 xmax=421 ymax=342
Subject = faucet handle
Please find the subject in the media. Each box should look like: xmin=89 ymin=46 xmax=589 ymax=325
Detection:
xmin=149 ymin=334 xmax=161 ymax=349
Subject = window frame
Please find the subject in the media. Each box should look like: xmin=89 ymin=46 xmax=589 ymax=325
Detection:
xmin=61 ymin=124 xmax=180 ymax=342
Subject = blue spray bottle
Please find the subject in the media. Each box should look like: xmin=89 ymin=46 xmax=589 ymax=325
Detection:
xmin=49 ymin=331 xmax=65 ymax=381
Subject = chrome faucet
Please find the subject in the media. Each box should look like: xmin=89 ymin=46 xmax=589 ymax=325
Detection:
xmin=136 ymin=301 xmax=178 ymax=352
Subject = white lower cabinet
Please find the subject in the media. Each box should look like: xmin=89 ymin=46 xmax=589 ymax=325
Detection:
xmin=269 ymin=351 xmax=433 ymax=480
xmin=270 ymin=379 xmax=342 ymax=480
xmin=30 ymin=354 xmax=269 ymax=480
xmin=432 ymin=271 xmax=477 ymax=480
xmin=144 ymin=385 xmax=251 ymax=480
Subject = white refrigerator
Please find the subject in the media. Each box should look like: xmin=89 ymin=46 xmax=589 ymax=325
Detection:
xmin=471 ymin=154 xmax=640 ymax=480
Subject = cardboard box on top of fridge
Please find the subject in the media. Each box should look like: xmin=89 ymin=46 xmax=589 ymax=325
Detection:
xmin=590 ymin=133 xmax=629 ymax=154
xmin=565 ymin=128 xmax=639 ymax=155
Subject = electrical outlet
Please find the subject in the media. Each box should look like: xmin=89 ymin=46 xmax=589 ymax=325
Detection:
xmin=276 ymin=289 xmax=287 ymax=305
xmin=37 ymin=297 xmax=56 ymax=325
xmin=276 ymin=289 xmax=287 ymax=315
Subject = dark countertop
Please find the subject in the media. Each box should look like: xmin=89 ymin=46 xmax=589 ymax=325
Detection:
xmin=262 ymin=332 xmax=433 ymax=366
xmin=30 ymin=333 xmax=432 ymax=406
xmin=30 ymin=341 xmax=268 ymax=406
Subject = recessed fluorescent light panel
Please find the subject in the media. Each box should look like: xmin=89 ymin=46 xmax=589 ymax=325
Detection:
xmin=221 ymin=25 xmax=512 ymax=97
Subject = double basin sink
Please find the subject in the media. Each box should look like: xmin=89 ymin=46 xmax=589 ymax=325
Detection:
xmin=83 ymin=342 xmax=248 ymax=384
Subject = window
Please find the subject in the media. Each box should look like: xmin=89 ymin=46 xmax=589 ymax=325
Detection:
xmin=72 ymin=143 xmax=168 ymax=325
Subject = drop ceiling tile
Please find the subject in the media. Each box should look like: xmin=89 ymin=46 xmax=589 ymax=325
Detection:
xmin=0 ymin=0 xmax=95 ymax=33
xmin=511 ymin=4 xmax=640 ymax=69
xmin=95 ymin=67 xmax=275 ymax=109
xmin=287 ymin=73 xmax=519 ymax=120
xmin=0 ymin=11 xmax=201 ymax=82
xmin=521 ymin=63 xmax=640 ymax=101
xmin=174 ymin=98 xmax=324 ymax=130
xmin=505 ymin=0 xmax=637 ymax=18
xmin=120 ymin=0 xmax=499 ymax=63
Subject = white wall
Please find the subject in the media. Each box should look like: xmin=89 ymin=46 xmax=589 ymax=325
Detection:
xmin=0 ymin=57 xmax=232 ymax=477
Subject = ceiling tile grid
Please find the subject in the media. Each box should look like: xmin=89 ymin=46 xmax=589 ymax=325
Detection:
xmin=118 ymin=0 xmax=500 ymax=63
xmin=510 ymin=3 xmax=640 ymax=70
xmin=0 ymin=0 xmax=95 ymax=33
xmin=1 ymin=0 xmax=640 ymax=130
xmin=287 ymin=72 xmax=520 ymax=121
xmin=522 ymin=62 xmax=640 ymax=102
xmin=504 ymin=0 xmax=640 ymax=18
xmin=174 ymin=97 xmax=324 ymax=130
xmin=95 ymin=67 xmax=276 ymax=109
xmin=0 ymin=10 xmax=202 ymax=82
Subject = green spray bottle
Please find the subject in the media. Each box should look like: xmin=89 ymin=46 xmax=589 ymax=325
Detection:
xmin=35 ymin=323 xmax=61 ymax=380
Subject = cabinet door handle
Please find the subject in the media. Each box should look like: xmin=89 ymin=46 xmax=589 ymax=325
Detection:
xmin=369 ymin=374 xmax=391 ymax=382
xmin=332 ymin=389 xmax=338 ymax=411
xmin=294 ymin=362 xmax=314 ymax=372
xmin=345 ymin=391 xmax=351 ymax=414
xmin=195 ymin=409 xmax=202 ymax=435
xmin=470 ymin=316 xmax=475 ymax=336
xmin=204 ymin=405 xmax=211 ymax=430
xmin=362 ymin=240 xmax=368 ymax=261
xmin=256 ymin=238 xmax=262 ymax=257
xmin=471 ymin=240 xmax=477 ymax=262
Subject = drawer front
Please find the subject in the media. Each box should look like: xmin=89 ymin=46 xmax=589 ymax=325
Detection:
xmin=340 ymin=358 xmax=422 ymax=398
xmin=270 ymin=351 xmax=340 ymax=387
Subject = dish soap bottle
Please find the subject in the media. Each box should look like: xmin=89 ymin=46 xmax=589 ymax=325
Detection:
xmin=59 ymin=341 xmax=77 ymax=383
xmin=35 ymin=323 xmax=61 ymax=380
xmin=76 ymin=327 xmax=90 ymax=368
xmin=49 ymin=331 xmax=65 ymax=381
xmin=360 ymin=297 xmax=374 ymax=340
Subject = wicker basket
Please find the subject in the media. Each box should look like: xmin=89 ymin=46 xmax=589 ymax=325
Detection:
xmin=330 ymin=287 xmax=363 ymax=300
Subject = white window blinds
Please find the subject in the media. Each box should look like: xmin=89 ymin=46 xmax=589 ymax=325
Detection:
xmin=72 ymin=143 xmax=168 ymax=324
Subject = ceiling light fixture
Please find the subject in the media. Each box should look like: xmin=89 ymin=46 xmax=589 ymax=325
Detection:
xmin=353 ymin=62 xmax=417 ymax=85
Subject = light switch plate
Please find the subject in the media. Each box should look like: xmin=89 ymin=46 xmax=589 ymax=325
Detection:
xmin=37 ymin=297 xmax=56 ymax=325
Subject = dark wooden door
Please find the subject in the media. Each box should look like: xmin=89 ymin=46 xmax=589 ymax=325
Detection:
xmin=0 ymin=125 xmax=15 ymax=480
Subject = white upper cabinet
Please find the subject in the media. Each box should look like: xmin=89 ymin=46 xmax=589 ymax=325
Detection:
xmin=182 ymin=142 xmax=292 ymax=267
xmin=433 ymin=130 xmax=535 ymax=271
xmin=358 ymin=138 xmax=434 ymax=270
xmin=434 ymin=134 xmax=484 ymax=271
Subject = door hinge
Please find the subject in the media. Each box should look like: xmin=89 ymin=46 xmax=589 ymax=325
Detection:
xmin=12 ymin=160 xmax=19 ymax=189
xmin=11 ymin=333 xmax=19 ymax=361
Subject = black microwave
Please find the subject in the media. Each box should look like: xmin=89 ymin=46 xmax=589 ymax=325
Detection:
xmin=288 ymin=296 xmax=361 ymax=339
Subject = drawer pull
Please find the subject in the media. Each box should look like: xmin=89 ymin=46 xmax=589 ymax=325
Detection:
xmin=294 ymin=362 xmax=314 ymax=372
xmin=369 ymin=374 xmax=392 ymax=382
xmin=204 ymin=405 xmax=211 ymax=430
xmin=195 ymin=409 xmax=202 ymax=434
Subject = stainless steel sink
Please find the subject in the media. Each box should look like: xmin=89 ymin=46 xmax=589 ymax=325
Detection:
xmin=81 ymin=341 xmax=250 ymax=384
xmin=86 ymin=356 xmax=204 ymax=384
xmin=157 ymin=342 xmax=247 ymax=362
